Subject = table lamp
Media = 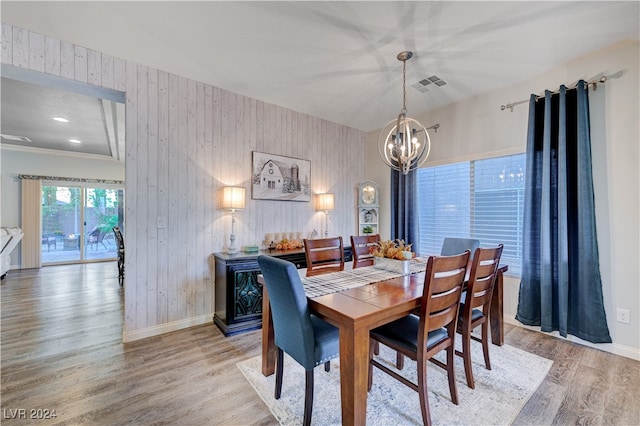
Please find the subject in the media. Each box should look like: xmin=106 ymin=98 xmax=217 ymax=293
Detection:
xmin=221 ymin=186 xmax=245 ymax=254
xmin=316 ymin=193 xmax=334 ymax=237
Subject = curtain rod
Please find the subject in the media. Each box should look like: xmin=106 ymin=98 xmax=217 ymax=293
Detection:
xmin=19 ymin=174 xmax=124 ymax=185
xmin=500 ymin=76 xmax=607 ymax=112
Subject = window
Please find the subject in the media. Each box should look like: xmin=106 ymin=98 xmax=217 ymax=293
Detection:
xmin=417 ymin=153 xmax=525 ymax=276
xmin=41 ymin=183 xmax=124 ymax=264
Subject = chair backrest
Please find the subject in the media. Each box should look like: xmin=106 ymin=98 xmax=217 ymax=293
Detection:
xmin=350 ymin=234 xmax=380 ymax=269
xmin=303 ymin=236 xmax=344 ymax=276
xmin=258 ymin=255 xmax=317 ymax=369
xmin=440 ymin=238 xmax=480 ymax=256
xmin=419 ymin=251 xmax=470 ymax=338
xmin=88 ymin=228 xmax=101 ymax=244
xmin=462 ymin=245 xmax=504 ymax=316
xmin=112 ymin=227 xmax=125 ymax=251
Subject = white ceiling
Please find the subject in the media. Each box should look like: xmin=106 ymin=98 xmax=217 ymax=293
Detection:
xmin=1 ymin=1 xmax=638 ymax=157
xmin=1 ymin=77 xmax=125 ymax=159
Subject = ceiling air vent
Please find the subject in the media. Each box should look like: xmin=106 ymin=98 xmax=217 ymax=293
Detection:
xmin=412 ymin=75 xmax=447 ymax=93
xmin=1 ymin=134 xmax=32 ymax=143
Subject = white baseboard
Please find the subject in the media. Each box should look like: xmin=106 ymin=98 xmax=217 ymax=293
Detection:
xmin=504 ymin=315 xmax=640 ymax=361
xmin=122 ymin=314 xmax=214 ymax=343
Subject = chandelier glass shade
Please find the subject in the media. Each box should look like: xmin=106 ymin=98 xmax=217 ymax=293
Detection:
xmin=378 ymin=51 xmax=431 ymax=175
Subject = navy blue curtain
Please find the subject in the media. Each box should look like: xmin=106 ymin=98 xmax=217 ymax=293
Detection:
xmin=390 ymin=169 xmax=418 ymax=248
xmin=516 ymin=81 xmax=611 ymax=343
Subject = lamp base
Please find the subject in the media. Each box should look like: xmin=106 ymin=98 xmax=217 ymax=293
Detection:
xmin=227 ymin=232 xmax=238 ymax=255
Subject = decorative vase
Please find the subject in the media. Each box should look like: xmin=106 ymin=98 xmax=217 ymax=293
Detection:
xmin=374 ymin=257 xmax=411 ymax=275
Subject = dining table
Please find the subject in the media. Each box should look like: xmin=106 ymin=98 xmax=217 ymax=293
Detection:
xmin=259 ymin=258 xmax=508 ymax=426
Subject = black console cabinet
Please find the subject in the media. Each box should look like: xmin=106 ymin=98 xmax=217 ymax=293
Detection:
xmin=213 ymin=247 xmax=352 ymax=336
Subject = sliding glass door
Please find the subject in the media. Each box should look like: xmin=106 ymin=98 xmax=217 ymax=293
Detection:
xmin=41 ymin=183 xmax=124 ymax=265
xmin=84 ymin=188 xmax=122 ymax=261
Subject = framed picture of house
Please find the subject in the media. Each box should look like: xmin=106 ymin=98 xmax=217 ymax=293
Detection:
xmin=251 ymin=151 xmax=311 ymax=202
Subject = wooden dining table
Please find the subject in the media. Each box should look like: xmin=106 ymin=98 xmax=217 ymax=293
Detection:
xmin=260 ymin=263 xmax=508 ymax=426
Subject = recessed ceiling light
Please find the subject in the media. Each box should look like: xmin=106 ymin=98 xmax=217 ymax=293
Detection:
xmin=69 ymin=139 xmax=82 ymax=144
xmin=53 ymin=117 xmax=69 ymax=123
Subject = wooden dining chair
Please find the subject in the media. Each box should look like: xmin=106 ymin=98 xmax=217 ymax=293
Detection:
xmin=394 ymin=237 xmax=482 ymax=371
xmin=257 ymin=255 xmax=340 ymax=426
xmin=303 ymin=236 xmax=344 ymax=277
xmin=456 ymin=244 xmax=504 ymax=389
xmin=368 ymin=251 xmax=470 ymax=426
xmin=350 ymin=234 xmax=380 ymax=268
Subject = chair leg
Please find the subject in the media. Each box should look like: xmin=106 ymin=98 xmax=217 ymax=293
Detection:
xmin=396 ymin=352 xmax=405 ymax=370
xmin=417 ymin=357 xmax=432 ymax=426
xmin=446 ymin=344 xmax=459 ymax=405
xmin=482 ymin=321 xmax=491 ymax=370
xmin=275 ymin=347 xmax=284 ymax=399
xmin=303 ymin=369 xmax=314 ymax=426
xmin=461 ymin=327 xmax=475 ymax=389
xmin=324 ymin=360 xmax=330 ymax=372
xmin=372 ymin=340 xmax=403 ymax=368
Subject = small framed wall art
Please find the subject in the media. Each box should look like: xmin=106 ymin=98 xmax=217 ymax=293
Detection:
xmin=251 ymin=151 xmax=311 ymax=202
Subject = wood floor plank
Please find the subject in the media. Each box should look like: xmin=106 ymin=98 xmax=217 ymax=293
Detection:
xmin=512 ymin=379 xmax=566 ymax=425
xmin=1 ymin=263 xmax=639 ymax=425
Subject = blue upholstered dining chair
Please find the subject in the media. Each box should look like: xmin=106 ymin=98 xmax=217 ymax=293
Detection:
xmin=441 ymin=237 xmax=479 ymax=276
xmin=441 ymin=237 xmax=480 ymax=256
xmin=257 ymin=255 xmax=340 ymax=426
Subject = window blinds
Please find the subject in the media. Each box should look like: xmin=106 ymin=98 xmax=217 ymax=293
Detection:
xmin=417 ymin=153 xmax=525 ymax=276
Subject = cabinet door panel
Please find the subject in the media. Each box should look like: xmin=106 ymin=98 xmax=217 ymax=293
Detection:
xmin=233 ymin=268 xmax=262 ymax=320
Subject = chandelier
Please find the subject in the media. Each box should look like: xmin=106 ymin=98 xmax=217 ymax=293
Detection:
xmin=378 ymin=51 xmax=431 ymax=175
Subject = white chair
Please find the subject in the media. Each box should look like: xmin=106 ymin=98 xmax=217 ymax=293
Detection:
xmin=1 ymin=227 xmax=24 ymax=278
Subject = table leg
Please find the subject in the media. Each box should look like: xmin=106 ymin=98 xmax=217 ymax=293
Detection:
xmin=261 ymin=289 xmax=276 ymax=376
xmin=490 ymin=267 xmax=505 ymax=346
xmin=338 ymin=325 xmax=370 ymax=426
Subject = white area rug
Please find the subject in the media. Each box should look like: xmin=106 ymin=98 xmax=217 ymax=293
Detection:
xmin=237 ymin=338 xmax=552 ymax=425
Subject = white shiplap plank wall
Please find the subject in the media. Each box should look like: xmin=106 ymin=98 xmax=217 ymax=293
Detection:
xmin=167 ymin=72 xmax=180 ymax=324
xmin=157 ymin=70 xmax=170 ymax=325
xmin=44 ymin=36 xmax=60 ymax=76
xmin=60 ymin=41 xmax=74 ymax=80
xmin=87 ymin=49 xmax=101 ymax=87
xmin=147 ymin=68 xmax=159 ymax=327
xmin=28 ymin=32 xmax=44 ymax=72
xmin=1 ymin=23 xmax=367 ymax=340
xmin=124 ymin=61 xmax=139 ymax=330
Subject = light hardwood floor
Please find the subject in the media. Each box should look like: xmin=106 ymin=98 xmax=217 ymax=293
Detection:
xmin=1 ymin=263 xmax=638 ymax=425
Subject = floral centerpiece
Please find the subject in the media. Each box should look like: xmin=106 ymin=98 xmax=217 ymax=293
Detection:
xmin=369 ymin=239 xmax=414 ymax=260
xmin=370 ymin=239 xmax=415 ymax=275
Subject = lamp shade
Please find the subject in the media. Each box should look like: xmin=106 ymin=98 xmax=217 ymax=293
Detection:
xmin=316 ymin=193 xmax=335 ymax=211
xmin=221 ymin=186 xmax=245 ymax=210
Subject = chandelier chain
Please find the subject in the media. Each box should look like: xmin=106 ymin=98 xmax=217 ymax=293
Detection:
xmin=378 ymin=50 xmax=431 ymax=175
xmin=401 ymin=59 xmax=407 ymax=114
